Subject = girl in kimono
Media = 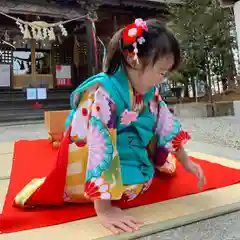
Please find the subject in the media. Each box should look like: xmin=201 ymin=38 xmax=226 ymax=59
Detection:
xmin=14 ymin=19 xmax=205 ymax=235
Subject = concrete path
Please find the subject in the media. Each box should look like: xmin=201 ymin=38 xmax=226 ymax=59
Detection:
xmin=186 ymin=141 xmax=240 ymax=161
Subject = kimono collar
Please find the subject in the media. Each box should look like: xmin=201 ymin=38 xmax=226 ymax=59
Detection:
xmin=112 ymin=66 xmax=154 ymax=110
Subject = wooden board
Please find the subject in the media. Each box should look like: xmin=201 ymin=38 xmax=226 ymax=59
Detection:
xmin=1 ymin=150 xmax=240 ymax=239
xmin=0 ymin=142 xmax=14 ymax=155
xmin=0 ymin=180 xmax=9 ymax=213
xmin=0 ymin=142 xmax=14 ymax=181
xmin=0 ymin=154 xmax=12 ymax=180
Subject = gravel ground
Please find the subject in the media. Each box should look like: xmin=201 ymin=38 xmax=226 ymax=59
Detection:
xmin=0 ymin=116 xmax=239 ymax=150
xmin=179 ymin=116 xmax=240 ymax=150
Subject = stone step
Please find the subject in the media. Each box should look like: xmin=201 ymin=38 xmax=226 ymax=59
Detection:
xmin=0 ymin=90 xmax=72 ymax=122
xmin=0 ymin=89 xmax=71 ymax=95
xmin=0 ymin=114 xmax=44 ymax=123
xmin=0 ymin=119 xmax=44 ymax=127
xmin=0 ymin=94 xmax=70 ymax=102
xmin=0 ymin=107 xmax=69 ymax=115
xmin=0 ymin=106 xmax=69 ymax=115
xmin=0 ymin=90 xmax=71 ymax=102
xmin=0 ymin=101 xmax=70 ymax=110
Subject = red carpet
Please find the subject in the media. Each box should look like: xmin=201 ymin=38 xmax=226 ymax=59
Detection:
xmin=1 ymin=140 xmax=240 ymax=234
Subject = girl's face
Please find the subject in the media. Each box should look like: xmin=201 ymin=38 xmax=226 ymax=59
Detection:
xmin=140 ymin=55 xmax=174 ymax=90
xmin=127 ymin=55 xmax=174 ymax=94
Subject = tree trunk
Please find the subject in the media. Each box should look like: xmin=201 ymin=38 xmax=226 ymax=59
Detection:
xmin=217 ymin=77 xmax=221 ymax=93
xmin=191 ymin=77 xmax=196 ymax=98
xmin=227 ymin=73 xmax=236 ymax=89
xmin=184 ymin=83 xmax=189 ymax=98
xmin=206 ymin=58 xmax=213 ymax=103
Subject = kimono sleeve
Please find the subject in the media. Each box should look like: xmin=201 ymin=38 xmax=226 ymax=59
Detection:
xmin=83 ymin=86 xmax=123 ymax=201
xmin=155 ymin=100 xmax=190 ymax=152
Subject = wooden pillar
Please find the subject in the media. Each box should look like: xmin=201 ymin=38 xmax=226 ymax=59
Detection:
xmin=85 ymin=19 xmax=98 ymax=76
xmin=31 ymin=39 xmax=36 ymax=87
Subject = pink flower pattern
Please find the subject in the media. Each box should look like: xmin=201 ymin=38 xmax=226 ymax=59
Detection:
xmin=156 ymin=106 xmax=174 ymax=137
xmin=149 ymin=100 xmax=157 ymax=115
xmin=120 ymin=110 xmax=138 ymax=126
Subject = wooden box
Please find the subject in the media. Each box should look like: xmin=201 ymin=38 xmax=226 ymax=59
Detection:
xmin=44 ymin=110 xmax=71 ymax=142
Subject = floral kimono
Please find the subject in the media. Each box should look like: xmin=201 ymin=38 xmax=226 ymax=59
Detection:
xmin=14 ymin=68 xmax=190 ymax=207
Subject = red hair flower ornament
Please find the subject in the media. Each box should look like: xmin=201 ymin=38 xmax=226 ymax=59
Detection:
xmin=122 ymin=18 xmax=148 ymax=63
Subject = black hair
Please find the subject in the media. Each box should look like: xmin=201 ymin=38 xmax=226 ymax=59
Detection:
xmin=103 ymin=19 xmax=181 ymax=75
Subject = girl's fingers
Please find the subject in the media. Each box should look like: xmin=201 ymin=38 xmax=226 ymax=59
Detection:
xmin=105 ymin=219 xmax=141 ymax=235
xmin=104 ymin=223 xmax=120 ymax=235
xmin=114 ymin=222 xmax=134 ymax=233
xmin=126 ymin=216 xmax=144 ymax=225
xmin=194 ymin=164 xmax=206 ymax=189
xmin=198 ymin=175 xmax=206 ymax=189
xmin=197 ymin=167 xmax=202 ymax=178
xmin=124 ymin=220 xmax=139 ymax=231
xmin=202 ymin=176 xmax=206 ymax=186
xmin=195 ymin=164 xmax=203 ymax=178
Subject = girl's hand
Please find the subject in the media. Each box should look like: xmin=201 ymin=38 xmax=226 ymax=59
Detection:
xmin=182 ymin=160 xmax=206 ymax=189
xmin=175 ymin=147 xmax=206 ymax=189
xmin=94 ymin=200 xmax=144 ymax=235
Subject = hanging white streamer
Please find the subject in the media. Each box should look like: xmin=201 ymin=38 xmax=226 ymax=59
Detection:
xmin=59 ymin=24 xmax=68 ymax=37
xmin=36 ymin=27 xmax=43 ymax=40
xmin=23 ymin=24 xmax=31 ymax=39
xmin=48 ymin=27 xmax=56 ymax=41
xmin=42 ymin=28 xmax=48 ymax=39
xmin=16 ymin=20 xmax=24 ymax=35
xmin=0 ymin=11 xmax=88 ymax=41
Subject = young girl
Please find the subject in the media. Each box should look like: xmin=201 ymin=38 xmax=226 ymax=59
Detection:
xmin=14 ymin=19 xmax=205 ymax=235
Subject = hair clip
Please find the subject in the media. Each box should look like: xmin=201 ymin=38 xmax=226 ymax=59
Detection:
xmin=122 ymin=18 xmax=148 ymax=63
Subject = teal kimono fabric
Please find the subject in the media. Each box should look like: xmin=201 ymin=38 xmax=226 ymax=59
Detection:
xmin=66 ymin=67 xmax=183 ymax=185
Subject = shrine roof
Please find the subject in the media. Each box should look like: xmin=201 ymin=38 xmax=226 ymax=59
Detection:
xmin=0 ymin=0 xmax=180 ymax=19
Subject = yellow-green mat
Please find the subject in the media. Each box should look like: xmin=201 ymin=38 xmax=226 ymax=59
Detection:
xmin=0 ymin=142 xmax=14 ymax=180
